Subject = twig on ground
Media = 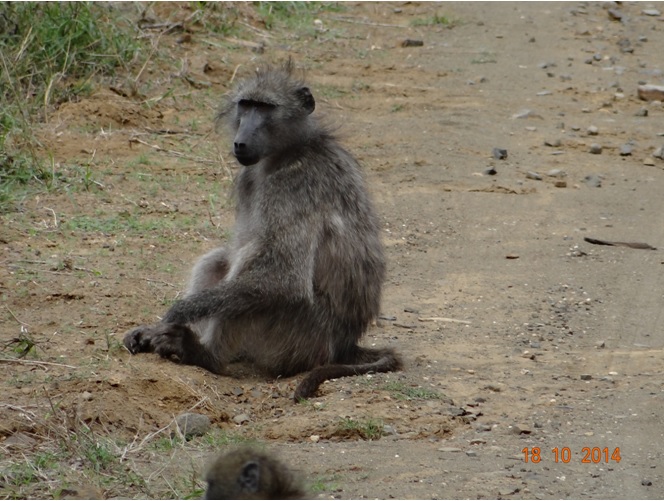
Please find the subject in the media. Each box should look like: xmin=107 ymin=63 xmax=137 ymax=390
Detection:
xmin=0 ymin=358 xmax=77 ymax=369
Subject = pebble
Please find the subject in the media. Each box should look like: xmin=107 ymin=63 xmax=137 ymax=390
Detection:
xmin=547 ymin=168 xmax=566 ymax=177
xmin=383 ymin=425 xmax=398 ymax=436
xmin=642 ymin=9 xmax=661 ymax=16
xmin=638 ymin=84 xmax=664 ymax=102
xmin=635 ymin=108 xmax=648 ymax=117
xmin=607 ymin=8 xmax=623 ymax=21
xmin=310 ymin=435 xmax=320 ymax=443
xmin=644 ymin=158 xmax=656 ymax=166
xmin=653 ymin=146 xmax=664 ymax=159
xmin=587 ymin=125 xmax=599 ymax=135
xmin=580 ymin=374 xmax=592 ymax=380
xmin=232 ymin=413 xmax=250 ymax=425
xmin=81 ymin=391 xmax=93 ymax=401
xmin=619 ymin=144 xmax=633 ymax=156
xmin=544 ymin=138 xmax=561 ymax=147
xmin=554 ymin=180 xmax=567 ymax=188
xmin=176 ymin=413 xmax=211 ymax=437
xmin=536 ymin=90 xmax=552 ymax=96
xmin=584 ymin=174 xmax=602 ymax=187
xmin=484 ymin=166 xmax=497 ymax=175
xmin=526 ymin=171 xmax=542 ymax=180
xmin=465 ymin=450 xmax=478 ymax=457
xmin=469 ymin=438 xmax=487 ymax=445
xmin=492 ymin=147 xmax=508 ymax=159
xmin=589 ymin=143 xmax=603 ymax=154
xmin=510 ymin=424 xmax=533 ymax=435
xmin=438 ymin=447 xmax=463 ymax=453
xmin=641 ymin=479 xmax=653 ymax=486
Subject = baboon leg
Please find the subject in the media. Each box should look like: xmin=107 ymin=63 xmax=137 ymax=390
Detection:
xmin=123 ymin=323 xmax=224 ymax=374
xmin=293 ymin=347 xmax=402 ymax=401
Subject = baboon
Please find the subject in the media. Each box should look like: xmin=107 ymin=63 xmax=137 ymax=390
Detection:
xmin=204 ymin=447 xmax=305 ymax=500
xmin=123 ymin=60 xmax=402 ymax=400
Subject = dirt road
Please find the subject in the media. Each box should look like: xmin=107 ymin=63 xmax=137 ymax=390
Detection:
xmin=1 ymin=2 xmax=663 ymax=499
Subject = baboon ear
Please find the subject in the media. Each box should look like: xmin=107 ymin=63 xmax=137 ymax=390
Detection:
xmin=297 ymin=86 xmax=315 ymax=114
xmin=238 ymin=461 xmax=260 ymax=493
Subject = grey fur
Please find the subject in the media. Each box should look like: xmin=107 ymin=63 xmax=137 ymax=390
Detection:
xmin=123 ymin=60 xmax=402 ymax=400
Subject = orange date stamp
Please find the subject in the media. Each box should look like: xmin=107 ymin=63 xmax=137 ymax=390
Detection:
xmin=522 ymin=447 xmax=621 ymax=464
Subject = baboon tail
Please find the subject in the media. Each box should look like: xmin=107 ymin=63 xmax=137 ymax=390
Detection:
xmin=293 ymin=347 xmax=402 ymax=402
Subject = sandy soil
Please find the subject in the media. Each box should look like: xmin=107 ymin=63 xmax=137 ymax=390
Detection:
xmin=1 ymin=2 xmax=663 ymax=499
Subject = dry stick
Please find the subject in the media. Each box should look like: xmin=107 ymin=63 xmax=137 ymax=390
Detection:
xmin=418 ymin=317 xmax=472 ymax=324
xmin=329 ymin=16 xmax=408 ymax=28
xmin=5 ymin=305 xmax=32 ymax=327
xmin=0 ymin=358 xmax=77 ymax=369
xmin=129 ymin=137 xmax=216 ymax=165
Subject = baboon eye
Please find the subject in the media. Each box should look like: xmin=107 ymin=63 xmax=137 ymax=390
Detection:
xmin=238 ymin=99 xmax=276 ymax=111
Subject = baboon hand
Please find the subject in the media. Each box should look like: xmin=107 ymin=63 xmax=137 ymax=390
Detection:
xmin=123 ymin=325 xmax=156 ymax=354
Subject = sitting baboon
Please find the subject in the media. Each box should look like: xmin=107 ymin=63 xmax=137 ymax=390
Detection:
xmin=204 ymin=447 xmax=305 ymax=500
xmin=123 ymin=59 xmax=402 ymax=400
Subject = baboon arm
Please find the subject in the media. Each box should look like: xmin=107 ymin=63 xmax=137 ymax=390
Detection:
xmin=162 ymin=269 xmax=311 ymax=326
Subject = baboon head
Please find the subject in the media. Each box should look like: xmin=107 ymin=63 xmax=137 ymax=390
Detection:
xmin=217 ymin=60 xmax=316 ymax=167
xmin=204 ymin=447 xmax=305 ymax=500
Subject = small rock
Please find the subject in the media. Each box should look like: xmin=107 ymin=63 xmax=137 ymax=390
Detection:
xmin=638 ymin=84 xmax=664 ymax=102
xmin=554 ymin=180 xmax=567 ymax=188
xmin=510 ymin=424 xmax=532 ymax=435
xmin=526 ymin=171 xmax=542 ymax=180
xmin=82 ymin=391 xmax=93 ymax=401
xmin=3 ymin=432 xmax=38 ymax=449
xmin=635 ymin=108 xmax=648 ymax=117
xmin=484 ymin=166 xmax=497 ymax=175
xmin=544 ymin=138 xmax=562 ymax=147
xmin=465 ymin=450 xmax=478 ymax=457
xmin=492 ymin=147 xmax=508 ymax=159
xmin=596 ymin=340 xmax=606 ymax=348
xmin=587 ymin=125 xmax=599 ymax=135
xmin=383 ymin=425 xmax=398 ymax=436
xmin=232 ymin=387 xmax=244 ymax=396
xmin=506 ymin=254 xmax=520 ymax=259
xmin=232 ymin=413 xmax=250 ymax=425
xmin=469 ymin=438 xmax=487 ymax=445
xmin=401 ymin=39 xmax=424 ymax=47
xmin=589 ymin=143 xmax=603 ymax=154
xmin=310 ymin=435 xmax=320 ymax=443
xmin=584 ymin=174 xmax=602 ymax=187
xmin=653 ymin=146 xmax=664 ymax=159
xmin=642 ymin=9 xmax=661 ymax=16
xmin=641 ymin=479 xmax=653 ymax=486
xmin=643 ymin=158 xmax=656 ymax=166
xmin=176 ymin=413 xmax=211 ymax=437
xmin=620 ymin=144 xmax=633 ymax=156
xmin=580 ymin=374 xmax=592 ymax=380
xmin=608 ymin=8 xmax=623 ymax=20
xmin=547 ymin=168 xmax=566 ymax=177
xmin=438 ymin=447 xmax=463 ymax=453
xmin=536 ymin=90 xmax=552 ymax=96
xmin=530 ymin=341 xmax=541 ymax=349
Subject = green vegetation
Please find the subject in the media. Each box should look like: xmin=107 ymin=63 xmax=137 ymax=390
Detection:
xmin=0 ymin=2 xmax=141 ymax=212
xmin=338 ymin=417 xmax=384 ymax=440
xmin=411 ymin=14 xmax=455 ymax=27
xmin=383 ymin=381 xmax=446 ymax=401
xmin=255 ymin=2 xmax=344 ymax=32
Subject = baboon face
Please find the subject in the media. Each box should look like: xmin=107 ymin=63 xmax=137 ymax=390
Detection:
xmin=220 ymin=64 xmax=316 ymax=167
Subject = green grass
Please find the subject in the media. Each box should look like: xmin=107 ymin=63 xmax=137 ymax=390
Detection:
xmin=0 ymin=2 xmax=142 ymax=213
xmin=411 ymin=14 xmax=455 ymax=27
xmin=383 ymin=381 xmax=446 ymax=401
xmin=337 ymin=417 xmax=384 ymax=440
xmin=255 ymin=2 xmax=344 ymax=32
